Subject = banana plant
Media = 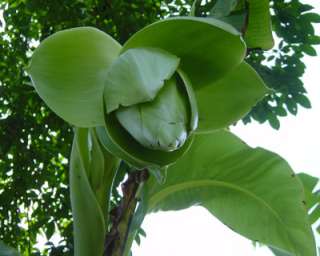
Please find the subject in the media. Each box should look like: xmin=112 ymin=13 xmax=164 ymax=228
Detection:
xmin=26 ymin=2 xmax=316 ymax=256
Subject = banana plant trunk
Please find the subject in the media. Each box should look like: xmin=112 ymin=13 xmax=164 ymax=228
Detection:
xmin=105 ymin=170 xmax=149 ymax=256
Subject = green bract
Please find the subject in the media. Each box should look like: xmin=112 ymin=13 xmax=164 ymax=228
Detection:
xmin=28 ymin=17 xmax=268 ymax=168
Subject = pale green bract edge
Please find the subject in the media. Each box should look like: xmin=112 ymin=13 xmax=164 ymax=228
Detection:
xmin=28 ymin=27 xmax=121 ymax=127
xmin=141 ymin=130 xmax=316 ymax=256
xmin=104 ymin=47 xmax=180 ymax=113
xmin=70 ymin=128 xmax=119 ymax=256
xmin=122 ymin=16 xmax=246 ymax=89
xmin=195 ymin=62 xmax=270 ymax=133
xmin=96 ymin=116 xmax=195 ymax=169
xmin=177 ymin=69 xmax=199 ymax=132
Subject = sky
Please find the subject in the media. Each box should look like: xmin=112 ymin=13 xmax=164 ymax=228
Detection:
xmin=133 ymin=1 xmax=320 ymax=256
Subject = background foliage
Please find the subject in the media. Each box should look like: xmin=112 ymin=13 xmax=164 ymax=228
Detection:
xmin=0 ymin=0 xmax=319 ymax=255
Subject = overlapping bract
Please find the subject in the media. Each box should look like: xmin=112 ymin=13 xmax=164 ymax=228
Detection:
xmin=28 ymin=17 xmax=268 ymax=168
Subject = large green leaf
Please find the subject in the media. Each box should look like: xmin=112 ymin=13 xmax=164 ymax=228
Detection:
xmin=28 ymin=27 xmax=121 ymax=127
xmin=104 ymin=47 xmax=179 ymax=113
xmin=123 ymin=17 xmax=246 ymax=89
xmin=116 ymin=76 xmax=189 ymax=152
xmin=141 ymin=131 xmax=316 ymax=255
xmin=195 ymin=62 xmax=269 ymax=132
xmin=70 ymin=128 xmax=119 ymax=256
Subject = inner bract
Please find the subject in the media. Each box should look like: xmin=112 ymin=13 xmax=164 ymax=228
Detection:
xmin=115 ymin=76 xmax=189 ymax=152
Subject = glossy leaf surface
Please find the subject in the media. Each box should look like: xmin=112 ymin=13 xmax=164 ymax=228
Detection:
xmin=28 ymin=27 xmax=121 ymax=127
xmin=123 ymin=17 xmax=246 ymax=88
xmin=104 ymin=48 xmax=179 ymax=113
xmin=142 ymin=131 xmax=316 ymax=255
xmin=195 ymin=62 xmax=269 ymax=132
xmin=116 ymin=77 xmax=189 ymax=152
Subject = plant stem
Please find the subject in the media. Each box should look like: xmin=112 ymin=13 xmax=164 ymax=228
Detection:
xmin=104 ymin=169 xmax=149 ymax=256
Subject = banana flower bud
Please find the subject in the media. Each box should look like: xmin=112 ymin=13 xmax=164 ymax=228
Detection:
xmin=27 ymin=17 xmax=268 ymax=169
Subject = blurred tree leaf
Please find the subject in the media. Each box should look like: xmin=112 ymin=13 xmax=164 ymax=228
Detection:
xmin=0 ymin=241 xmax=20 ymax=256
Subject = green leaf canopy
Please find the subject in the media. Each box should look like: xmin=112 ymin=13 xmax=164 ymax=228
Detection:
xmin=140 ymin=131 xmax=316 ymax=255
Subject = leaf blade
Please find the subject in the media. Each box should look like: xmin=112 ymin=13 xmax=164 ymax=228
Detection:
xmin=195 ymin=62 xmax=269 ymax=132
xmin=123 ymin=16 xmax=246 ymax=89
xmin=143 ymin=131 xmax=316 ymax=255
xmin=28 ymin=27 xmax=121 ymax=127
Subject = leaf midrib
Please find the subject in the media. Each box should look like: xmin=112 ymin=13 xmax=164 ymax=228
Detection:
xmin=148 ymin=179 xmax=295 ymax=253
